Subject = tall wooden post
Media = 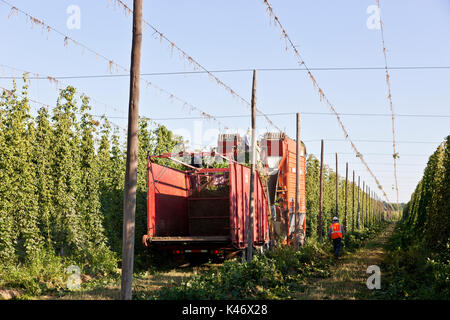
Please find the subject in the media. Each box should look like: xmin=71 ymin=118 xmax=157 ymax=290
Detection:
xmin=366 ymin=187 xmax=369 ymax=227
xmin=371 ymin=190 xmax=374 ymax=226
xmin=344 ymin=162 xmax=348 ymax=231
xmin=352 ymin=170 xmax=355 ymax=233
xmin=367 ymin=187 xmax=370 ymax=227
xmin=378 ymin=197 xmax=380 ymax=222
xmin=365 ymin=185 xmax=368 ymax=228
xmin=246 ymin=70 xmax=257 ymax=263
xmin=372 ymin=192 xmax=375 ymax=225
xmin=318 ymin=140 xmax=324 ymax=242
xmin=361 ymin=180 xmax=365 ymax=229
xmin=295 ymin=113 xmax=303 ymax=249
xmin=357 ymin=176 xmax=360 ymax=230
xmin=375 ymin=196 xmax=378 ymax=223
xmin=362 ymin=184 xmax=365 ymax=228
xmin=370 ymin=190 xmax=371 ymax=225
xmin=370 ymin=191 xmax=373 ymax=226
xmin=121 ymin=0 xmax=143 ymax=301
xmin=335 ymin=153 xmax=339 ymax=218
xmin=368 ymin=187 xmax=370 ymax=227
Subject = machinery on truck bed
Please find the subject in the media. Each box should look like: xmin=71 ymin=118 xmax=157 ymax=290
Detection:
xmin=217 ymin=132 xmax=307 ymax=245
xmin=142 ymin=152 xmax=269 ymax=259
xmin=142 ymin=131 xmax=307 ymax=260
xmin=260 ymin=132 xmax=306 ymax=244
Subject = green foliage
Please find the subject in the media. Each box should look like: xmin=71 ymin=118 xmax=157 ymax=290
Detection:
xmin=0 ymin=80 xmax=183 ymax=295
xmin=381 ymin=138 xmax=450 ymax=300
xmin=381 ymin=222 xmax=450 ymax=299
xmin=146 ymin=240 xmax=336 ymax=300
xmin=305 ymin=154 xmax=385 ymax=241
xmin=0 ymin=80 xmax=42 ymax=263
xmin=0 ymin=249 xmax=65 ymax=296
xmin=342 ymin=222 xmax=388 ymax=252
xmin=401 ymin=137 xmax=449 ymax=255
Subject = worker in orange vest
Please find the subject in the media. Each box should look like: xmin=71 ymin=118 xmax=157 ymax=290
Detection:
xmin=328 ymin=217 xmax=345 ymax=259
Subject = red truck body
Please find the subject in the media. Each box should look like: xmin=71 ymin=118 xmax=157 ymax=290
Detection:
xmin=142 ymin=155 xmax=269 ymax=256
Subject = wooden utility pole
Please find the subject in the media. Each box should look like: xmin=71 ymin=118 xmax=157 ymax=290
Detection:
xmin=367 ymin=187 xmax=370 ymax=227
xmin=344 ymin=162 xmax=348 ymax=231
xmin=372 ymin=191 xmax=375 ymax=225
xmin=246 ymin=69 xmax=257 ymax=263
xmin=357 ymin=177 xmax=360 ymax=230
xmin=361 ymin=181 xmax=365 ymax=228
xmin=364 ymin=185 xmax=369 ymax=227
xmin=335 ymin=153 xmax=339 ymax=218
xmin=318 ymin=140 xmax=324 ymax=242
xmin=366 ymin=187 xmax=369 ymax=227
xmin=121 ymin=0 xmax=143 ymax=301
xmin=370 ymin=191 xmax=375 ymax=225
xmin=352 ymin=170 xmax=355 ymax=233
xmin=368 ymin=187 xmax=371 ymax=227
xmin=295 ymin=113 xmax=303 ymax=249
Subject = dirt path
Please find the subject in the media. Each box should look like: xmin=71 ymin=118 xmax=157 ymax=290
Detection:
xmin=295 ymin=224 xmax=395 ymax=300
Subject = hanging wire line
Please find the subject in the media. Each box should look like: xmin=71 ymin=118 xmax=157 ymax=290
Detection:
xmin=0 ymin=0 xmax=229 ymax=131
xmin=105 ymin=111 xmax=449 ymax=120
xmin=325 ymin=152 xmax=429 ymax=156
xmin=262 ymin=0 xmax=394 ymax=207
xmin=304 ymin=138 xmax=441 ymax=144
xmin=0 ymin=68 xmax=448 ymax=122
xmin=377 ymin=0 xmax=399 ymax=206
xmin=1 ymin=64 xmax=125 ymax=117
xmin=106 ymin=0 xmax=282 ymax=132
xmin=346 ymin=162 xmax=427 ymax=166
xmin=0 ymin=63 xmax=172 ymax=130
xmin=18 ymin=107 xmax=444 ymax=120
xmin=1 ymin=65 xmax=449 ymax=80
xmin=0 ymin=85 xmax=127 ymax=132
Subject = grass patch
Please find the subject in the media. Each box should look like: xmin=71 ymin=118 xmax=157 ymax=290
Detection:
xmin=378 ymin=222 xmax=450 ymax=300
xmin=143 ymin=240 xmax=335 ymax=300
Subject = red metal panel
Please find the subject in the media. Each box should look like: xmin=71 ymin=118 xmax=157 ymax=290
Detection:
xmin=239 ymin=164 xmax=245 ymax=246
xmin=229 ymin=163 xmax=238 ymax=244
xmin=229 ymin=162 xmax=269 ymax=248
xmin=147 ymin=158 xmax=269 ymax=249
xmin=147 ymin=158 xmax=152 ymax=236
xmin=147 ymin=162 xmax=189 ymax=237
xmin=285 ymin=139 xmax=307 ymax=214
xmin=262 ymin=139 xmax=283 ymax=157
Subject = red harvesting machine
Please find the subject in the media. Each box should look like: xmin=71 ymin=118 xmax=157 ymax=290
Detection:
xmin=260 ymin=132 xmax=307 ymax=245
xmin=142 ymin=152 xmax=269 ymax=259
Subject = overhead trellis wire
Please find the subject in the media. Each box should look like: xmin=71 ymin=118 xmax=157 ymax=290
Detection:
xmin=376 ymin=0 xmax=399 ymax=206
xmin=261 ymin=0 xmax=393 ymax=208
xmin=1 ymin=63 xmax=126 ymax=117
xmin=0 ymin=0 xmax=229 ymax=131
xmin=0 ymin=85 xmax=127 ymax=132
xmin=106 ymin=0 xmax=281 ymax=132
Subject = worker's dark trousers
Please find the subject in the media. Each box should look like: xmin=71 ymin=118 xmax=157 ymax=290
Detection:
xmin=332 ymin=238 xmax=342 ymax=258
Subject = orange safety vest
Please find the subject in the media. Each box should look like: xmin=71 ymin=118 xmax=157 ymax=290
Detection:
xmin=330 ymin=222 xmax=343 ymax=239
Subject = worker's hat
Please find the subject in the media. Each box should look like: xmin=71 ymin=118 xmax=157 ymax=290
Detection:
xmin=332 ymin=216 xmax=339 ymax=222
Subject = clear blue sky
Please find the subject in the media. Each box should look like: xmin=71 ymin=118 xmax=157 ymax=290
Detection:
xmin=1 ymin=0 xmax=449 ymax=203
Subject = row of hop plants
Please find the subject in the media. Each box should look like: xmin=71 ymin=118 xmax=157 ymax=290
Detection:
xmin=0 ymin=79 xmax=183 ymax=296
xmin=304 ymin=154 xmax=387 ymax=241
xmin=379 ymin=137 xmax=449 ymax=300
xmin=0 ymin=77 xmax=394 ymax=297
